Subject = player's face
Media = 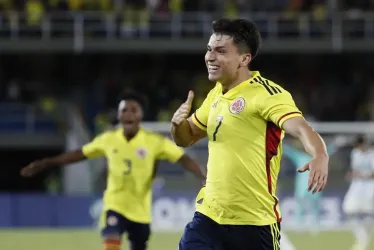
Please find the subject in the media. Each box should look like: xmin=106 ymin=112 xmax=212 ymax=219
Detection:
xmin=205 ymin=33 xmax=247 ymax=82
xmin=118 ymin=100 xmax=143 ymax=132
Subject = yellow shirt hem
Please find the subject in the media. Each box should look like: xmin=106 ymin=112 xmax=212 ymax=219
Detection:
xmin=196 ymin=207 xmax=278 ymax=226
xmin=103 ymin=205 xmax=151 ymax=224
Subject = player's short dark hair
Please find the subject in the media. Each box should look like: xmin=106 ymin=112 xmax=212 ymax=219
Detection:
xmin=355 ymin=135 xmax=366 ymax=146
xmin=212 ymin=18 xmax=261 ymax=59
xmin=118 ymin=89 xmax=148 ymax=112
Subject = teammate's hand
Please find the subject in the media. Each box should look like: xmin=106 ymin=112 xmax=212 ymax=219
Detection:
xmin=20 ymin=160 xmax=48 ymax=177
xmin=297 ymin=155 xmax=328 ymax=194
xmin=171 ymin=90 xmax=194 ymax=126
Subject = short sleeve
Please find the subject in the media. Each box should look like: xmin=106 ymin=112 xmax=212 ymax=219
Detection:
xmin=258 ymin=91 xmax=303 ymax=128
xmin=82 ymin=134 xmax=106 ymax=159
xmin=156 ymin=137 xmax=185 ymax=163
xmin=191 ymin=88 xmax=216 ymax=131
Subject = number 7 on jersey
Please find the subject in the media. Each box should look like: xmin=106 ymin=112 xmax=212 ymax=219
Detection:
xmin=213 ymin=116 xmax=223 ymax=141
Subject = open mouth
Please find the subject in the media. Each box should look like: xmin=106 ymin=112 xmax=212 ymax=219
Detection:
xmin=123 ymin=120 xmax=135 ymax=125
xmin=208 ymin=65 xmax=220 ymax=73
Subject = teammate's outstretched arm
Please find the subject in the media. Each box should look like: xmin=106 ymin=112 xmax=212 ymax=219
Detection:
xmin=177 ymin=154 xmax=206 ymax=183
xmin=21 ymin=133 xmax=105 ymax=177
xmin=20 ymin=150 xmax=87 ymax=177
xmin=283 ymin=117 xmax=329 ymax=193
xmin=171 ymin=91 xmax=207 ymax=147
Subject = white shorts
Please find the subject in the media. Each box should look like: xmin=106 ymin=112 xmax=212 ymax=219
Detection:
xmin=342 ymin=194 xmax=374 ymax=215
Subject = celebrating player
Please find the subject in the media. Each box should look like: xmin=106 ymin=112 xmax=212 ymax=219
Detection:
xmin=343 ymin=136 xmax=374 ymax=250
xmin=171 ymin=18 xmax=329 ymax=250
xmin=21 ymin=91 xmax=206 ymax=250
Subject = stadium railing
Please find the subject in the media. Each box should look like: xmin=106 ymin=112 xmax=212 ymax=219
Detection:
xmin=0 ymin=11 xmax=373 ymax=41
xmin=0 ymin=102 xmax=58 ymax=133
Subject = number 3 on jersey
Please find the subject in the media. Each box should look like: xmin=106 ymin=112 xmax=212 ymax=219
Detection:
xmin=123 ymin=158 xmax=132 ymax=175
xmin=213 ymin=116 xmax=223 ymax=141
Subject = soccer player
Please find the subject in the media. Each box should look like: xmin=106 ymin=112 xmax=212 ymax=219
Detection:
xmin=21 ymin=91 xmax=206 ymax=250
xmin=171 ymin=18 xmax=329 ymax=250
xmin=343 ymin=136 xmax=374 ymax=250
xmin=283 ymin=136 xmax=344 ymax=234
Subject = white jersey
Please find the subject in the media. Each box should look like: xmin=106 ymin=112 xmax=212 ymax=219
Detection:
xmin=343 ymin=148 xmax=374 ymax=214
xmin=349 ymin=148 xmax=374 ymax=189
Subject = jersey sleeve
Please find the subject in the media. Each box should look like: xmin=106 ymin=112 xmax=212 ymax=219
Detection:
xmin=82 ymin=134 xmax=106 ymax=159
xmin=156 ymin=137 xmax=185 ymax=163
xmin=191 ymin=88 xmax=216 ymax=131
xmin=258 ymin=90 xmax=303 ymax=128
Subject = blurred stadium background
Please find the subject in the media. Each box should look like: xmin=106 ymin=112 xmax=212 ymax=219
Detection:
xmin=1 ymin=0 xmax=374 ymax=249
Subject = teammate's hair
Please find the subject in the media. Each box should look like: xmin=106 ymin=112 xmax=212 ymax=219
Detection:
xmin=212 ymin=18 xmax=261 ymax=59
xmin=355 ymin=135 xmax=366 ymax=147
xmin=118 ymin=89 xmax=148 ymax=112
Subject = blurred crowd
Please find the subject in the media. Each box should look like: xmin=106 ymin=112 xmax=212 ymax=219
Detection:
xmin=1 ymin=0 xmax=374 ymax=13
xmin=1 ymin=0 xmax=374 ymax=28
xmin=0 ymin=54 xmax=374 ymax=134
xmin=0 ymin=0 xmax=373 ymax=39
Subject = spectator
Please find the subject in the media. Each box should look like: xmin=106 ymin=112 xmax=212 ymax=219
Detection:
xmin=26 ymin=0 xmax=45 ymax=26
xmin=122 ymin=0 xmax=150 ymax=37
xmin=48 ymin=0 xmax=68 ymax=11
xmin=0 ymin=0 xmax=12 ymax=14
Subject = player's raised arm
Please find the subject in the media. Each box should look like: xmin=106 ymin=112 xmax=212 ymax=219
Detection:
xmin=282 ymin=117 xmax=329 ymax=193
xmin=258 ymin=88 xmax=328 ymax=194
xmin=21 ymin=133 xmax=106 ymax=177
xmin=171 ymin=90 xmax=207 ymax=147
xmin=20 ymin=149 xmax=86 ymax=177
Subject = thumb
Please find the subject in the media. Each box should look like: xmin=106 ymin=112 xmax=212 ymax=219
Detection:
xmin=297 ymin=164 xmax=309 ymax=173
xmin=185 ymin=90 xmax=194 ymax=106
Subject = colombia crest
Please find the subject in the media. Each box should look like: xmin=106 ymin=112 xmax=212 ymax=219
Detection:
xmin=229 ymin=97 xmax=245 ymax=114
xmin=136 ymin=147 xmax=147 ymax=159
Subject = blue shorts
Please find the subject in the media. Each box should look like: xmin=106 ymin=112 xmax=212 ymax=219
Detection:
xmin=179 ymin=212 xmax=281 ymax=250
xmin=102 ymin=210 xmax=150 ymax=246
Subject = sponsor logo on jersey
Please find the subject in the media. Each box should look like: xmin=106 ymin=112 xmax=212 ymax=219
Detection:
xmin=229 ymin=97 xmax=245 ymax=114
xmin=212 ymin=100 xmax=219 ymax=108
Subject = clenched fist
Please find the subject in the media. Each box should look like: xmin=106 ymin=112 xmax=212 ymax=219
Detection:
xmin=172 ymin=90 xmax=194 ymax=126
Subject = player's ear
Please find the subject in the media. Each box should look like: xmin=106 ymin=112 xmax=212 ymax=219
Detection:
xmin=240 ymin=53 xmax=251 ymax=67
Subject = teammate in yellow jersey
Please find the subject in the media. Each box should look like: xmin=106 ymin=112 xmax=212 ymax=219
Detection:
xmin=171 ymin=18 xmax=329 ymax=250
xmin=21 ymin=91 xmax=205 ymax=250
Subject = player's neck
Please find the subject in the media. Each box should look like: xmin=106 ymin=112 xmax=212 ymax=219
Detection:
xmin=221 ymin=70 xmax=252 ymax=94
xmin=123 ymin=127 xmax=140 ymax=141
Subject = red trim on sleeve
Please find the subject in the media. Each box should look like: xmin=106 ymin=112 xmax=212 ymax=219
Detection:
xmin=194 ymin=113 xmax=207 ymax=128
xmin=277 ymin=111 xmax=301 ymax=126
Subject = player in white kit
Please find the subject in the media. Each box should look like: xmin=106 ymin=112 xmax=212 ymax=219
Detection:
xmin=343 ymin=136 xmax=374 ymax=250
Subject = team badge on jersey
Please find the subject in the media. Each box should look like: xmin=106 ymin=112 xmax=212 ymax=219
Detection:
xmin=229 ymin=97 xmax=245 ymax=114
xmin=136 ymin=147 xmax=147 ymax=159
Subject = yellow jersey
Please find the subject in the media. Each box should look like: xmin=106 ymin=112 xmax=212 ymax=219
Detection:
xmin=82 ymin=127 xmax=184 ymax=224
xmin=191 ymin=71 xmax=303 ymax=225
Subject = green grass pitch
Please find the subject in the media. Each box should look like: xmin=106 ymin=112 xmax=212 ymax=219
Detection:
xmin=0 ymin=229 xmax=373 ymax=250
